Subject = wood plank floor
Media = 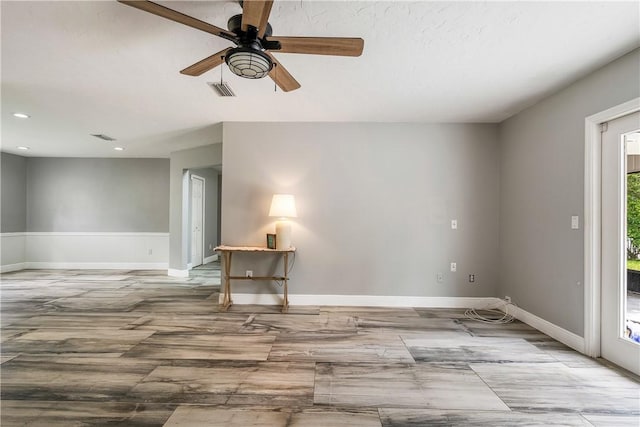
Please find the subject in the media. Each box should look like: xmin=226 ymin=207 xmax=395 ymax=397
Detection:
xmin=1 ymin=264 xmax=639 ymax=426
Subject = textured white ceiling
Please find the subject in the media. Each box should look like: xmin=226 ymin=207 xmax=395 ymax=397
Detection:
xmin=2 ymin=1 xmax=639 ymax=157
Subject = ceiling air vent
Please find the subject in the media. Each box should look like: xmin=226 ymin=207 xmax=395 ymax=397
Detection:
xmin=91 ymin=134 xmax=116 ymax=141
xmin=208 ymin=82 xmax=236 ymax=97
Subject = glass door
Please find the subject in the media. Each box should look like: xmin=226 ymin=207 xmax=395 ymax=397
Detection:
xmin=601 ymin=111 xmax=640 ymax=375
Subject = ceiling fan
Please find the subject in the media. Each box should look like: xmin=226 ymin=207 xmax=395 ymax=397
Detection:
xmin=118 ymin=0 xmax=365 ymax=92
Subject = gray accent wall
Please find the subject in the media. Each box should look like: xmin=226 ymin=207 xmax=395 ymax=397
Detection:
xmin=1 ymin=152 xmax=27 ymax=232
xmin=222 ymin=122 xmax=500 ymax=297
xmin=26 ymin=158 xmax=169 ymax=232
xmin=499 ymin=48 xmax=640 ymax=336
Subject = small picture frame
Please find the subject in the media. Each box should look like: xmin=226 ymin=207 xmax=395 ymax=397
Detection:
xmin=266 ymin=233 xmax=276 ymax=249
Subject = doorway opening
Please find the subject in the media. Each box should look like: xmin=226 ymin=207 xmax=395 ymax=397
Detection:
xmin=185 ymin=166 xmax=222 ymax=273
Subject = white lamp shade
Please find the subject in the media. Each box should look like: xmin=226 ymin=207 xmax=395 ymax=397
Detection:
xmin=269 ymin=194 xmax=297 ymax=218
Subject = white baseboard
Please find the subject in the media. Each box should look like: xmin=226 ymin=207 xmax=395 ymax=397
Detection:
xmin=204 ymin=254 xmax=218 ymax=264
xmin=0 ymin=262 xmax=27 ymax=273
xmin=218 ymin=293 xmax=502 ymax=308
xmin=1 ymin=262 xmax=168 ymax=273
xmin=168 ymin=268 xmax=189 ymax=278
xmin=189 ymin=255 xmax=217 ymax=270
xmin=23 ymin=262 xmax=167 ymax=270
xmin=505 ymin=303 xmax=585 ymax=353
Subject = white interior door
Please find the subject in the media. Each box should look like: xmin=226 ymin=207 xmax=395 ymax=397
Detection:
xmin=601 ymin=111 xmax=640 ymax=375
xmin=191 ymin=175 xmax=204 ymax=268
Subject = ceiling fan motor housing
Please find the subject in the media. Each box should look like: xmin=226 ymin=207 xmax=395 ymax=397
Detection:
xmin=227 ymin=14 xmax=272 ymax=38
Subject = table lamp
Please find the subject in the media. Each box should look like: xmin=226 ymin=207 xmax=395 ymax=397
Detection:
xmin=269 ymin=194 xmax=297 ymax=249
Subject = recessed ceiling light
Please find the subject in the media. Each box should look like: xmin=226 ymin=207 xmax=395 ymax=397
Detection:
xmin=114 ymin=147 xmax=125 ymax=151
xmin=17 ymin=146 xmax=30 ymax=150
xmin=13 ymin=112 xmax=30 ymax=119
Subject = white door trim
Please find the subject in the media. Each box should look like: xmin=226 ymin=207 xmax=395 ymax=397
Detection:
xmin=584 ymin=97 xmax=640 ymax=357
xmin=190 ymin=174 xmax=206 ymax=269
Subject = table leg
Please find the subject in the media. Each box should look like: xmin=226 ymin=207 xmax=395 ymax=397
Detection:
xmin=282 ymin=252 xmax=289 ymax=313
xmin=221 ymin=251 xmax=233 ymax=311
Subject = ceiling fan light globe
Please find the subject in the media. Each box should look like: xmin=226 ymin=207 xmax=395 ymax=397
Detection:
xmin=225 ymin=47 xmax=273 ymax=79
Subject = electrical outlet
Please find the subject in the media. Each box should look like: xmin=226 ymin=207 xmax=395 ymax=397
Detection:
xmin=505 ymin=296 xmax=511 ymax=303
xmin=450 ymin=262 xmax=457 ymax=272
xmin=245 ymin=270 xmax=253 ymax=278
xmin=451 ymin=219 xmax=458 ymax=229
xmin=437 ymin=273 xmax=444 ymax=283
xmin=209 ymin=243 xmax=212 ymax=250
xmin=469 ymin=274 xmax=475 ymax=282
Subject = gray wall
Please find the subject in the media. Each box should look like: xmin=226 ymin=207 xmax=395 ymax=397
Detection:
xmin=222 ymin=122 xmax=500 ymax=297
xmin=1 ymin=152 xmax=27 ymax=232
xmin=26 ymin=158 xmax=169 ymax=232
xmin=499 ymin=48 xmax=640 ymax=336
xmin=190 ymin=167 xmax=220 ymax=261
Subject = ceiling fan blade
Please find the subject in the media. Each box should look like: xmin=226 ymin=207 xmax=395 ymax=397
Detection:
xmin=118 ymin=0 xmax=236 ymax=39
xmin=266 ymin=53 xmax=301 ymax=92
xmin=180 ymin=48 xmax=232 ymax=76
xmin=241 ymin=0 xmax=274 ymax=38
xmin=269 ymin=36 xmax=364 ymax=57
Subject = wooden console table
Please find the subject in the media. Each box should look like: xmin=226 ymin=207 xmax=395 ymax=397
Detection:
xmin=214 ymin=245 xmax=296 ymax=313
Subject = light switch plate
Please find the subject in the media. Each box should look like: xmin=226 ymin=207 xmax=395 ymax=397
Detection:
xmin=451 ymin=219 xmax=457 ymax=229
